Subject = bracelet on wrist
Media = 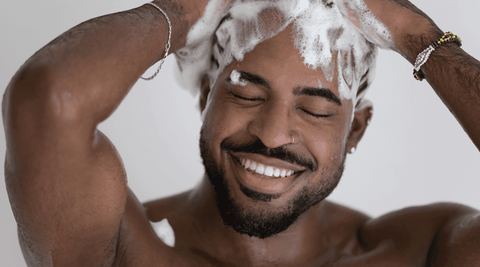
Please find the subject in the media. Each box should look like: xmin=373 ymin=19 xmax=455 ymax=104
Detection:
xmin=413 ymin=31 xmax=462 ymax=81
xmin=141 ymin=2 xmax=172 ymax=81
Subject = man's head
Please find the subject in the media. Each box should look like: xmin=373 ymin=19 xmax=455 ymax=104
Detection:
xmin=176 ymin=0 xmax=378 ymax=239
xmin=176 ymin=0 xmax=379 ymax=113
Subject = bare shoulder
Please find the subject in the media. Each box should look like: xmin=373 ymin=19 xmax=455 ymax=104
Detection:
xmin=424 ymin=203 xmax=480 ymax=266
xmin=111 ymin=189 xmax=213 ymax=267
xmin=359 ymin=202 xmax=480 ymax=266
xmin=143 ymin=190 xmax=193 ymax=222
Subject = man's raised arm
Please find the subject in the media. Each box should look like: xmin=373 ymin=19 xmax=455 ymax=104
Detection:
xmin=2 ymin=1 xmax=206 ymax=266
xmin=407 ymin=30 xmax=480 ymax=151
xmin=339 ymin=0 xmax=480 ymax=151
xmin=338 ymin=0 xmax=480 ymax=264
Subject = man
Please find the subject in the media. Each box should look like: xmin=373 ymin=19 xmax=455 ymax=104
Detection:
xmin=3 ymin=0 xmax=480 ymax=266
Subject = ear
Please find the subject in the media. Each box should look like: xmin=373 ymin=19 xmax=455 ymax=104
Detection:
xmin=347 ymin=106 xmax=373 ymax=154
xmin=199 ymin=74 xmax=211 ymax=113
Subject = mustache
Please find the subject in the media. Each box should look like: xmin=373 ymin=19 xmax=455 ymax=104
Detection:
xmin=221 ymin=138 xmax=317 ymax=172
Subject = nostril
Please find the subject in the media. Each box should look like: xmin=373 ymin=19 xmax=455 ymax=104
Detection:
xmin=246 ymin=108 xmax=295 ymax=148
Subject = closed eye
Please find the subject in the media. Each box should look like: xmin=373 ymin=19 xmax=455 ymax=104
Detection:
xmin=299 ymin=108 xmax=332 ymax=118
xmin=230 ymin=92 xmax=264 ymax=102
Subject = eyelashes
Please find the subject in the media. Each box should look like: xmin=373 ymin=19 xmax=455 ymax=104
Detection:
xmin=230 ymin=91 xmax=332 ymax=118
xmin=298 ymin=108 xmax=332 ymax=118
xmin=230 ymin=91 xmax=263 ymax=102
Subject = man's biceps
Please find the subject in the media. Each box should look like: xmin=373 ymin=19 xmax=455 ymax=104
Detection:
xmin=449 ymin=212 xmax=480 ymax=243
xmin=427 ymin=211 xmax=480 ymax=266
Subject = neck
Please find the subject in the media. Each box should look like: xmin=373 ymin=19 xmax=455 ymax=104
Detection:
xmin=182 ymin=177 xmax=343 ymax=266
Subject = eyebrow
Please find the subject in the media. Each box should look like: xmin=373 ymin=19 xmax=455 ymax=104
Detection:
xmin=227 ymin=71 xmax=341 ymax=106
xmin=293 ymin=87 xmax=342 ymax=106
xmin=227 ymin=71 xmax=271 ymax=89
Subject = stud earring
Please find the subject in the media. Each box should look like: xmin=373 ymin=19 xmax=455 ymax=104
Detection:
xmin=291 ymin=134 xmax=295 ymax=144
xmin=350 ymin=147 xmax=356 ymax=154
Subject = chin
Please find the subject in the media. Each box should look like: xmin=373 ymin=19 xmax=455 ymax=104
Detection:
xmin=199 ymin=131 xmax=346 ymax=239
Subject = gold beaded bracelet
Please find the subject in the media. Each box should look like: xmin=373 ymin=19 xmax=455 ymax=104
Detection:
xmin=413 ymin=32 xmax=462 ymax=81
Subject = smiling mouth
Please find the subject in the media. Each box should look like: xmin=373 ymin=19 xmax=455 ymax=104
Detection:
xmin=236 ymin=157 xmax=298 ymax=178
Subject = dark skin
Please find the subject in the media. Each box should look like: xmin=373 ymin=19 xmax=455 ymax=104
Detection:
xmin=3 ymin=0 xmax=480 ymax=266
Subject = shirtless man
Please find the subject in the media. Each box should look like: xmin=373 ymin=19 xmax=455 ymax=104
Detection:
xmin=3 ymin=0 xmax=480 ymax=266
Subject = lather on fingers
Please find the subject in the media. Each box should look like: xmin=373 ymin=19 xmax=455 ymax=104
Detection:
xmin=336 ymin=0 xmax=441 ymax=59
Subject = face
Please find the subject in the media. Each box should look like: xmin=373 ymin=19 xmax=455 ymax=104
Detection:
xmin=199 ymin=25 xmax=355 ymax=239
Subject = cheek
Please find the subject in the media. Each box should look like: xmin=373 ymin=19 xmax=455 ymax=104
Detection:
xmin=310 ymin=133 xmax=346 ymax=164
xmin=302 ymin=118 xmax=350 ymax=170
xmin=202 ymin=93 xmax=250 ymax=151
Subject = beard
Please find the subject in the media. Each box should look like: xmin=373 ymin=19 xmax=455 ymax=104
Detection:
xmin=199 ymin=129 xmax=346 ymax=239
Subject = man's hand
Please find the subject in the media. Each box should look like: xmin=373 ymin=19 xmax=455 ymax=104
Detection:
xmin=337 ymin=0 xmax=442 ymax=61
xmin=338 ymin=0 xmax=480 ymax=152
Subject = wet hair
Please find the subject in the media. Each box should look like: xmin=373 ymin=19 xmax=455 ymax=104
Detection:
xmin=175 ymin=0 xmax=382 ymax=111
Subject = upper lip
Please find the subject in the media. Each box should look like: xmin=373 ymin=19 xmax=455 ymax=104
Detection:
xmin=229 ymin=151 xmax=307 ymax=173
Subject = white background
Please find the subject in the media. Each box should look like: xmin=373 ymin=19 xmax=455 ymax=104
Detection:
xmin=1 ymin=0 xmax=479 ymax=266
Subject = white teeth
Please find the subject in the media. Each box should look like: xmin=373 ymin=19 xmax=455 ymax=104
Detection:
xmin=239 ymin=158 xmax=296 ymax=178
xmin=255 ymin=164 xmax=265 ymax=174
xmin=264 ymin=166 xmax=274 ymax=176
xmin=249 ymin=162 xmax=257 ymax=171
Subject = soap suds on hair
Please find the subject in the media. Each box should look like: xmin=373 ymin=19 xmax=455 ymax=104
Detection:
xmin=336 ymin=0 xmax=395 ymax=50
xmin=318 ymin=79 xmax=324 ymax=89
xmin=175 ymin=0 xmax=392 ymax=114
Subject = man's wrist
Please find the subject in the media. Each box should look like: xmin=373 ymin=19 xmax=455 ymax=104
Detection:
xmin=148 ymin=0 xmax=208 ymax=53
xmin=142 ymin=3 xmax=187 ymax=56
xmin=396 ymin=19 xmax=443 ymax=64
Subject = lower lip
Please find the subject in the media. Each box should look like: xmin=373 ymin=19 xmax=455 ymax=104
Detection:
xmin=229 ymin=155 xmax=299 ymax=194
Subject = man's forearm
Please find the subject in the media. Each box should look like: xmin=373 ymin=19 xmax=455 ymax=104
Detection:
xmin=404 ymin=31 xmax=480 ymax=150
xmin=427 ymin=46 xmax=480 ymax=150
xmin=337 ymin=0 xmax=480 ymax=151
xmin=6 ymin=3 xmax=194 ymax=126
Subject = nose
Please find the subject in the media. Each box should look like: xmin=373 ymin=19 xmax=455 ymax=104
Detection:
xmin=247 ymin=101 xmax=295 ymax=148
